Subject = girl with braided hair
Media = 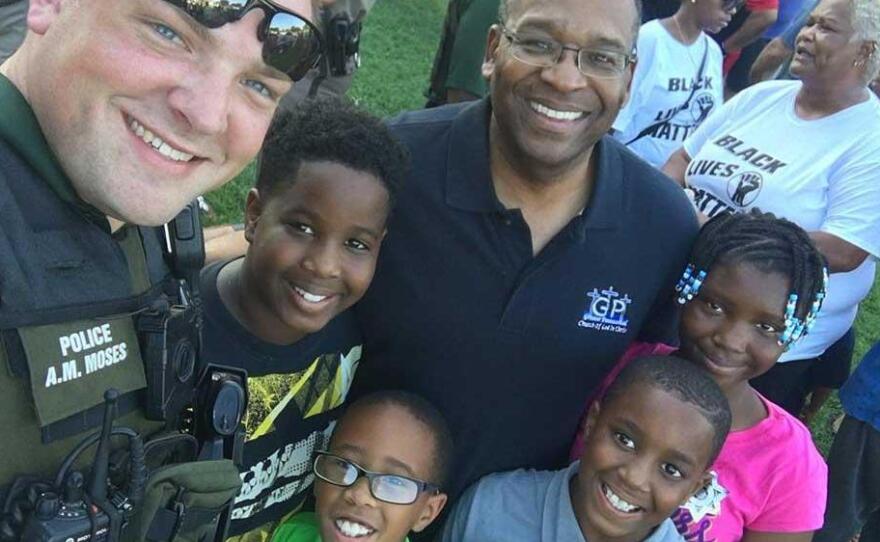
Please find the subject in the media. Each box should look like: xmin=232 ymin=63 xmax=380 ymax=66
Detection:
xmin=571 ymin=210 xmax=829 ymax=542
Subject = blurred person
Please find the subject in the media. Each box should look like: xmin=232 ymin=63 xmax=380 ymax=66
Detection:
xmin=715 ymin=0 xmax=778 ymax=97
xmin=425 ymin=0 xmax=500 ymax=106
xmin=749 ymin=0 xmax=819 ymax=82
xmin=281 ymin=0 xmax=374 ymax=106
xmin=614 ymin=0 xmax=732 ymax=167
xmin=0 ymin=0 xmax=26 ymax=64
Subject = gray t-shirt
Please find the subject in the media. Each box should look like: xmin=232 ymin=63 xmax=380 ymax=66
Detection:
xmin=439 ymin=462 xmax=685 ymax=542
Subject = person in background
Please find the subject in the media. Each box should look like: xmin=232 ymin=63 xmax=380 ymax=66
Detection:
xmin=282 ymin=0 xmax=374 ymax=105
xmin=814 ymin=341 xmax=880 ymax=542
xmin=425 ymin=0 xmax=500 ymax=106
xmin=0 ymin=0 xmax=26 ymax=64
xmin=613 ymin=0 xmax=731 ymax=167
xmin=643 ymin=0 xmax=684 ymax=21
xmin=749 ymin=0 xmax=819 ymax=82
xmin=714 ymin=0 xmax=778 ymax=97
xmin=662 ymin=0 xmax=880 ymax=417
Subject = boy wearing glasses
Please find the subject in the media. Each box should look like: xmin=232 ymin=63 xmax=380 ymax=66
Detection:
xmin=200 ymin=97 xmax=409 ymax=538
xmin=271 ymin=390 xmax=451 ymax=542
xmin=439 ymin=356 xmax=731 ymax=542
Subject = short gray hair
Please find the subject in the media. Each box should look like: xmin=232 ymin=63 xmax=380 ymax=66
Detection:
xmin=851 ymin=0 xmax=880 ymax=80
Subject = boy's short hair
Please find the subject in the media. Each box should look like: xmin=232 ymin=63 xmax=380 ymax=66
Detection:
xmin=335 ymin=391 xmax=454 ymax=488
xmin=256 ymin=97 xmax=409 ymax=205
xmin=604 ymin=355 xmax=732 ymax=466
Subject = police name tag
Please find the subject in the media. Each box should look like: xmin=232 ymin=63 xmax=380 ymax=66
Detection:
xmin=17 ymin=315 xmax=146 ymax=427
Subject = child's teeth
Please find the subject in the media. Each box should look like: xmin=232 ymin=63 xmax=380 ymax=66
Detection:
xmin=336 ymin=519 xmax=374 ymax=537
xmin=603 ymin=484 xmax=640 ymax=513
xmin=294 ymin=286 xmax=328 ymax=303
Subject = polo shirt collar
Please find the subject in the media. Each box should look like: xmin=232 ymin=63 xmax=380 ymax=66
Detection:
xmin=444 ymin=97 xmax=623 ymax=231
xmin=581 ymin=136 xmax=624 ymax=231
xmin=0 ymin=74 xmax=108 ymax=229
xmin=445 ymin=98 xmax=505 ymax=213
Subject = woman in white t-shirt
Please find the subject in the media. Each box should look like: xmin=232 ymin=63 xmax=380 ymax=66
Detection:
xmin=662 ymin=0 xmax=880 ymax=417
xmin=612 ymin=0 xmax=736 ymax=167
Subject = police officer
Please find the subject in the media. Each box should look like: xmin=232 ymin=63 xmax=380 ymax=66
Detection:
xmin=281 ymin=0 xmax=375 ymax=105
xmin=0 ymin=0 xmax=319 ymax=540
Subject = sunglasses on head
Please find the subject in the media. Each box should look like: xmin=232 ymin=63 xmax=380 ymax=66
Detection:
xmin=162 ymin=0 xmax=324 ymax=81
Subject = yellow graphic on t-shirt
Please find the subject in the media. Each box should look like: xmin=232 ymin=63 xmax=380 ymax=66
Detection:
xmin=248 ymin=345 xmax=361 ymax=439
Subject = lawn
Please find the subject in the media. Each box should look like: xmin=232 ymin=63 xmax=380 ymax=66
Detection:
xmin=203 ymin=0 xmax=880 ymax=454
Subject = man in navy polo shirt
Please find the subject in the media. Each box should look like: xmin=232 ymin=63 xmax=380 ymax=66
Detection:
xmin=351 ymin=0 xmax=698 ymax=519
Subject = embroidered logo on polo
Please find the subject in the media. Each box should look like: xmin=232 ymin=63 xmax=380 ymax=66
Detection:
xmin=577 ymin=286 xmax=632 ymax=334
xmin=672 ymin=470 xmax=728 ymax=541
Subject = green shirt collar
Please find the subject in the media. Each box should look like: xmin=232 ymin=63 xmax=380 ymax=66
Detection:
xmin=0 ymin=74 xmax=108 ymax=229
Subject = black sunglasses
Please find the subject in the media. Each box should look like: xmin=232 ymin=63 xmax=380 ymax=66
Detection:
xmin=313 ymin=452 xmax=440 ymax=505
xmin=162 ymin=0 xmax=324 ymax=81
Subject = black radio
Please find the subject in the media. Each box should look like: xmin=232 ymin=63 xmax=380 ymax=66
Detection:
xmin=7 ymin=390 xmax=146 ymax=542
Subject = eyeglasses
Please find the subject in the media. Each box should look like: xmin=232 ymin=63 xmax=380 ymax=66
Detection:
xmin=162 ymin=0 xmax=323 ymax=81
xmin=313 ymin=452 xmax=440 ymax=505
xmin=499 ymin=25 xmax=636 ymax=80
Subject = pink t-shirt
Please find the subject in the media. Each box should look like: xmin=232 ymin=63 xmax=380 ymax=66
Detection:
xmin=672 ymin=396 xmax=828 ymax=542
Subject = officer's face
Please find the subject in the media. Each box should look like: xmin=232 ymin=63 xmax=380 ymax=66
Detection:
xmin=21 ymin=0 xmax=313 ymax=226
xmin=482 ymin=0 xmax=636 ymax=176
xmin=241 ymin=161 xmax=389 ymax=344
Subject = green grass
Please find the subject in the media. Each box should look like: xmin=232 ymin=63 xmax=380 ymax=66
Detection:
xmin=204 ymin=0 xmax=880 ymax=454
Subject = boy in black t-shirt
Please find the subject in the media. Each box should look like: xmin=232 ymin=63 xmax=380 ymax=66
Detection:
xmin=199 ymin=97 xmax=408 ymax=539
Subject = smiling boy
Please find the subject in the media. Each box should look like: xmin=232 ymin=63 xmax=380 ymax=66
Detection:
xmin=199 ymin=97 xmax=409 ymax=538
xmin=440 ymin=355 xmax=732 ymax=542
xmin=271 ymin=390 xmax=451 ymax=542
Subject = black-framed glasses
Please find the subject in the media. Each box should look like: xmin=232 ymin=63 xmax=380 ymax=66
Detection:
xmin=499 ymin=25 xmax=636 ymax=80
xmin=162 ymin=0 xmax=323 ymax=81
xmin=313 ymin=452 xmax=440 ymax=505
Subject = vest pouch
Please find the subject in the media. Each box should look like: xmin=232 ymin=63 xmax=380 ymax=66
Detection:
xmin=127 ymin=459 xmax=242 ymax=542
xmin=15 ymin=315 xmax=146 ymax=429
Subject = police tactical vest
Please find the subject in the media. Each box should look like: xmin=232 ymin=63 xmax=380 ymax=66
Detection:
xmin=0 ymin=137 xmax=169 ymax=491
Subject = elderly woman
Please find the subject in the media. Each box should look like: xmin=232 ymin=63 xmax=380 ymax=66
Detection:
xmin=663 ymin=0 xmax=880 ymax=536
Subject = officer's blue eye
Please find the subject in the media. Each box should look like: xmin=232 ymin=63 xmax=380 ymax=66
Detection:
xmin=153 ymin=22 xmax=185 ymax=46
xmin=242 ymin=79 xmax=274 ymax=99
